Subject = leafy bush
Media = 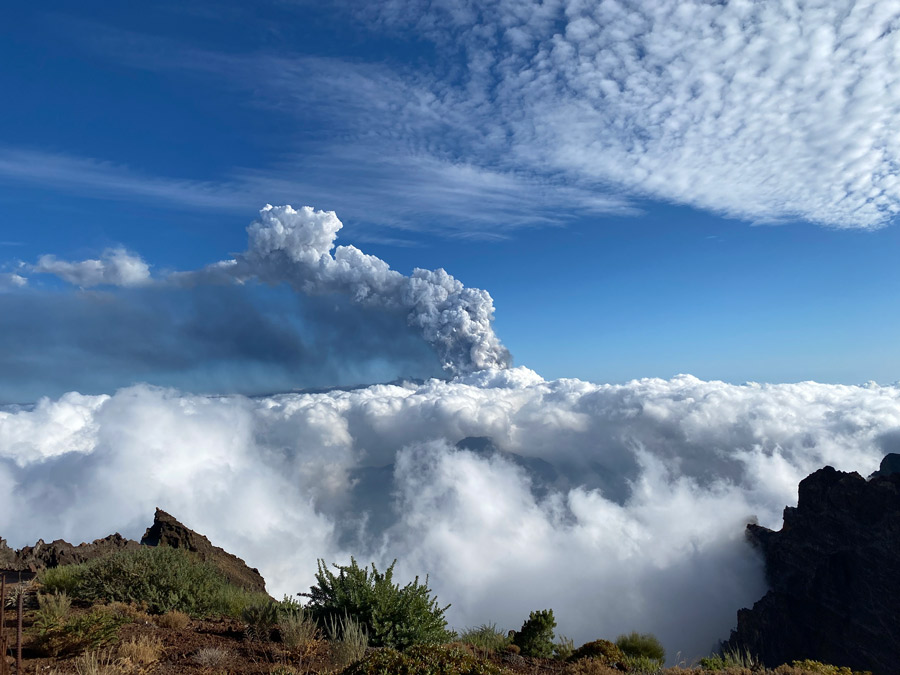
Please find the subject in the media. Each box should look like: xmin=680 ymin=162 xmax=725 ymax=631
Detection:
xmin=512 ymin=609 xmax=556 ymax=658
xmin=301 ymin=557 xmax=453 ymax=649
xmin=616 ymin=632 xmax=665 ymax=664
xmin=340 ymin=644 xmax=506 ymax=675
xmin=38 ymin=546 xmax=264 ymax=617
xmin=31 ymin=608 xmax=126 ymax=657
xmin=568 ymin=640 xmax=626 ymax=667
xmin=460 ymin=623 xmax=511 ymax=653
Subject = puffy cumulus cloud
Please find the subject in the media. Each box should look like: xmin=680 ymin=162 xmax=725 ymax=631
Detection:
xmin=2 ymin=370 xmax=899 ymax=659
xmin=34 ymin=248 xmax=151 ymax=287
xmin=344 ymin=0 xmax=900 ymax=228
xmin=195 ymin=205 xmax=511 ymax=374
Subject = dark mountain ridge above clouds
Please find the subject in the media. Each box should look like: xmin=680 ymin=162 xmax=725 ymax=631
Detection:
xmin=725 ymin=455 xmax=900 ymax=674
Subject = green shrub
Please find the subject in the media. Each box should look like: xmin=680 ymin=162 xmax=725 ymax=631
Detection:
xmin=39 ymin=565 xmax=85 ymax=596
xmin=35 ymin=592 xmax=72 ymax=625
xmin=459 ymin=623 xmax=511 ymax=652
xmin=624 ymin=654 xmax=664 ymax=673
xmin=38 ymin=547 xmax=265 ymax=617
xmin=699 ymin=647 xmax=758 ymax=670
xmin=243 ymin=599 xmax=280 ymax=641
xmin=301 ymin=557 xmax=453 ymax=649
xmin=512 ymin=609 xmax=556 ymax=659
xmin=568 ymin=640 xmax=626 ymax=667
xmin=615 ymin=632 xmax=665 ymax=664
xmin=554 ymin=635 xmax=575 ymax=661
xmin=326 ymin=612 xmax=370 ymax=669
xmin=340 ymin=644 xmax=506 ymax=675
xmin=31 ymin=608 xmax=125 ymax=657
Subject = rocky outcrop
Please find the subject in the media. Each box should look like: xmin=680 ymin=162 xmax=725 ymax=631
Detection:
xmin=725 ymin=465 xmax=900 ymax=674
xmin=0 ymin=533 xmax=139 ymax=573
xmin=1 ymin=509 xmax=266 ymax=594
xmin=141 ymin=508 xmax=266 ymax=593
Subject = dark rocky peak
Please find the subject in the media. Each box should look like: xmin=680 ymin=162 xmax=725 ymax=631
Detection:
xmin=141 ymin=508 xmax=266 ymax=593
xmin=869 ymin=451 xmax=900 ymax=478
xmin=726 ymin=462 xmax=900 ymax=674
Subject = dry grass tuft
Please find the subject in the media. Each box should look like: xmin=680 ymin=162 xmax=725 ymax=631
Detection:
xmin=193 ymin=646 xmax=232 ymax=669
xmin=117 ymin=634 xmax=164 ymax=667
xmin=74 ymin=650 xmax=121 ymax=675
xmin=155 ymin=610 xmax=191 ymax=630
xmin=102 ymin=601 xmax=152 ymax=624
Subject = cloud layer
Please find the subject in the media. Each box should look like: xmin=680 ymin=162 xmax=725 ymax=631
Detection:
xmin=3 ymin=369 xmax=897 ymax=659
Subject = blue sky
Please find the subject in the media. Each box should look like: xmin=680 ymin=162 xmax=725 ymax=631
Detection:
xmin=2 ymin=0 xmax=900 ymax=399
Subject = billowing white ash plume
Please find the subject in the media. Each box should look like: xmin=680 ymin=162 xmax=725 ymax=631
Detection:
xmin=221 ymin=205 xmax=511 ymax=375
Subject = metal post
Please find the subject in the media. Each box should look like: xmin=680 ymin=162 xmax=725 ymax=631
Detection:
xmin=15 ymin=592 xmax=21 ymax=674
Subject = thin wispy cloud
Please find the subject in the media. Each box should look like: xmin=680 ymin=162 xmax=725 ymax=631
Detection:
xmin=0 ymin=148 xmax=249 ymax=211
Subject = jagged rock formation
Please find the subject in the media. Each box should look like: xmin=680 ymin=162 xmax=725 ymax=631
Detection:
xmin=0 ymin=533 xmax=139 ymax=573
xmin=725 ymin=464 xmax=900 ymax=674
xmin=1 ymin=509 xmax=266 ymax=593
xmin=141 ymin=508 xmax=266 ymax=593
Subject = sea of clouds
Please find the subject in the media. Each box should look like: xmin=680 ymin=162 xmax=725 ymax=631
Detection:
xmin=2 ymin=206 xmax=900 ymax=661
xmin=3 ymin=369 xmax=899 ymax=659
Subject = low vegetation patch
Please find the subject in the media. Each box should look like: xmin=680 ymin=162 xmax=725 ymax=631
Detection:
xmin=341 ymin=644 xmax=507 ymax=675
xmin=37 ymin=546 xmax=265 ymax=617
xmin=460 ymin=623 xmax=512 ymax=653
xmin=568 ymin=639 xmax=627 ymax=668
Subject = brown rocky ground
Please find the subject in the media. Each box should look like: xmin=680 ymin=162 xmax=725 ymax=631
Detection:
xmin=1 ymin=597 xmax=570 ymax=674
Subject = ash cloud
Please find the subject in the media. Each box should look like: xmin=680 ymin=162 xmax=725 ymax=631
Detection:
xmin=0 ymin=285 xmax=441 ymax=403
xmin=220 ymin=205 xmax=511 ymax=374
xmin=2 ymin=370 xmax=897 ymax=660
xmin=0 ymin=204 xmax=510 ymax=401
